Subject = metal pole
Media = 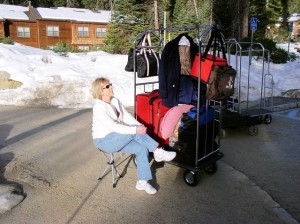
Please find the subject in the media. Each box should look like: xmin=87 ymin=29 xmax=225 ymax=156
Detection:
xmin=288 ymin=32 xmax=291 ymax=54
xmin=288 ymin=22 xmax=293 ymax=55
xmin=164 ymin=11 xmax=167 ymax=46
xmin=249 ymin=30 xmax=253 ymax=65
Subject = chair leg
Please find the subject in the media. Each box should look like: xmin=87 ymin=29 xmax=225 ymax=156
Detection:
xmin=98 ymin=151 xmax=123 ymax=188
xmin=98 ymin=152 xmax=112 ymax=180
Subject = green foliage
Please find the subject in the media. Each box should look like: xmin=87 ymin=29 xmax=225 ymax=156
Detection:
xmin=1 ymin=0 xmax=10 ymax=4
xmin=90 ymin=44 xmax=101 ymax=51
xmin=0 ymin=36 xmax=14 ymax=44
xmin=250 ymin=0 xmax=269 ymax=39
xmin=30 ymin=0 xmax=55 ymax=7
xmin=288 ymin=0 xmax=300 ymax=13
xmin=271 ymin=28 xmax=289 ymax=43
xmin=52 ymin=0 xmax=66 ymax=7
xmin=173 ymin=0 xmax=197 ymax=27
xmin=3 ymin=0 xmax=297 ymax=57
xmin=172 ymin=0 xmax=211 ymax=27
xmin=266 ymin=0 xmax=282 ymax=24
xmin=249 ymin=0 xmax=288 ymax=40
xmin=292 ymin=35 xmax=300 ymax=43
xmin=81 ymin=0 xmax=110 ymax=9
xmin=270 ymin=47 xmax=288 ymax=63
xmin=102 ymin=22 xmax=126 ymax=53
xmin=239 ymin=37 xmax=276 ymax=51
xmin=238 ymin=37 xmax=297 ymax=64
xmin=258 ymin=38 xmax=277 ymax=52
xmin=288 ymin=53 xmax=298 ymax=62
xmin=197 ymin=0 xmax=211 ymax=25
xmin=212 ymin=0 xmax=233 ymax=36
xmin=52 ymin=42 xmax=70 ymax=56
xmin=170 ymin=0 xmax=211 ymax=38
xmin=102 ymin=0 xmax=150 ymax=54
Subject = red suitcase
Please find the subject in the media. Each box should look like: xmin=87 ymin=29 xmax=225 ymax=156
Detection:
xmin=135 ymin=90 xmax=158 ymax=135
xmin=151 ymin=97 xmax=170 ymax=145
xmin=136 ymin=90 xmax=171 ymax=145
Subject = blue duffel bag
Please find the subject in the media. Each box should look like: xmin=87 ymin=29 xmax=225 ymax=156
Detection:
xmin=180 ymin=105 xmax=215 ymax=131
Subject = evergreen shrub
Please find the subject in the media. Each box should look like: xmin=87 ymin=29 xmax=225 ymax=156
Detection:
xmin=0 ymin=36 xmax=14 ymax=44
xmin=270 ymin=47 xmax=289 ymax=63
xmin=52 ymin=42 xmax=70 ymax=56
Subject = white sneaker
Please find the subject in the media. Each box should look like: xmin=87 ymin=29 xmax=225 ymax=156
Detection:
xmin=154 ymin=147 xmax=176 ymax=162
xmin=136 ymin=180 xmax=157 ymax=194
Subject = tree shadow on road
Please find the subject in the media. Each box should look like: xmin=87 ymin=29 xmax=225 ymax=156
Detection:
xmin=0 ymin=124 xmax=26 ymax=213
xmin=0 ymin=124 xmax=13 ymax=150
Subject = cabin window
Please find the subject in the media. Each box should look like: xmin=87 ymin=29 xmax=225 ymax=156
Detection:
xmin=17 ymin=27 xmax=30 ymax=38
xmin=96 ymin=27 xmax=106 ymax=37
xmin=47 ymin=26 xmax=59 ymax=37
xmin=77 ymin=27 xmax=89 ymax=37
xmin=78 ymin=45 xmax=89 ymax=51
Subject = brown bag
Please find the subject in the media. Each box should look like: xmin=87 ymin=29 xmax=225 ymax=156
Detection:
xmin=207 ymin=65 xmax=236 ymax=100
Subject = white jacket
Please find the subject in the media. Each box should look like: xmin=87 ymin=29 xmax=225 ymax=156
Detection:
xmin=92 ymin=97 xmax=140 ymax=139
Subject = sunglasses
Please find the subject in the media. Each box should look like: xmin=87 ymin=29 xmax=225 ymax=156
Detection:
xmin=103 ymin=83 xmax=112 ymax=89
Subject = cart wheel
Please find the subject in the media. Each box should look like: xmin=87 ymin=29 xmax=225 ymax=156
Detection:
xmin=183 ymin=170 xmax=199 ymax=187
xmin=220 ymin=129 xmax=226 ymax=138
xmin=133 ymin=155 xmax=137 ymax=167
xmin=204 ymin=161 xmax=218 ymax=175
xmin=248 ymin=125 xmax=258 ymax=136
xmin=264 ymin=114 xmax=272 ymax=124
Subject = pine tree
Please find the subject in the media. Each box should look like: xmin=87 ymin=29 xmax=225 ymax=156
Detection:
xmin=289 ymin=0 xmax=300 ymax=14
xmin=281 ymin=0 xmax=289 ymax=29
xmin=212 ymin=0 xmax=233 ymax=37
xmin=103 ymin=0 xmax=150 ymax=54
xmin=266 ymin=0 xmax=283 ymax=25
xmin=52 ymin=0 xmax=66 ymax=7
xmin=172 ymin=0 xmax=210 ymax=27
xmin=197 ymin=0 xmax=212 ymax=26
xmin=81 ymin=0 xmax=110 ymax=10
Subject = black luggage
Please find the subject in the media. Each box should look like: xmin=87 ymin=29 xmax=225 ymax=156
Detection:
xmin=172 ymin=106 xmax=218 ymax=166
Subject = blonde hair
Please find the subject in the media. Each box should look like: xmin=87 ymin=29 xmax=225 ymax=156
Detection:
xmin=91 ymin=77 xmax=110 ymax=99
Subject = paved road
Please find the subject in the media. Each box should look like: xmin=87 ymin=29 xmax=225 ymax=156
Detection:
xmin=274 ymin=108 xmax=300 ymax=121
xmin=0 ymin=105 xmax=299 ymax=224
xmin=222 ymin=108 xmax=300 ymax=222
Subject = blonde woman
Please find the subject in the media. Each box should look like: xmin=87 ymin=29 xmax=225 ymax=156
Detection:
xmin=92 ymin=77 xmax=176 ymax=194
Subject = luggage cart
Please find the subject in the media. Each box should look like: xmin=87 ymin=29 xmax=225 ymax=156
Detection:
xmin=221 ymin=39 xmax=274 ymax=136
xmin=133 ymin=25 xmax=224 ymax=187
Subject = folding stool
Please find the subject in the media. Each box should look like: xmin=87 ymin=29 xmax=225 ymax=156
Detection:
xmin=98 ymin=149 xmax=123 ymax=188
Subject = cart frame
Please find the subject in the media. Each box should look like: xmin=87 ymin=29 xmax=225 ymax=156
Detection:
xmin=221 ymin=39 xmax=274 ymax=135
xmin=132 ymin=25 xmax=224 ymax=186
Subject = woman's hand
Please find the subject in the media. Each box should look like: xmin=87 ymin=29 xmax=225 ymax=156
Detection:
xmin=136 ymin=125 xmax=147 ymax=135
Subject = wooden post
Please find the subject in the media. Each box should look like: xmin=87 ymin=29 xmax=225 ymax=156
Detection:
xmin=154 ymin=0 xmax=159 ymax=30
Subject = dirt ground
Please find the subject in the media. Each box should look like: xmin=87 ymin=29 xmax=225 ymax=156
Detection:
xmin=0 ymin=79 xmax=22 ymax=90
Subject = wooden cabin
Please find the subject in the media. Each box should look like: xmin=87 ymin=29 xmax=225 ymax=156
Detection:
xmin=0 ymin=4 xmax=111 ymax=50
xmin=0 ymin=4 xmax=38 ymax=46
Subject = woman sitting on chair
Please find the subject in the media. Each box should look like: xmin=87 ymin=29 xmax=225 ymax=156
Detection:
xmin=92 ymin=77 xmax=176 ymax=195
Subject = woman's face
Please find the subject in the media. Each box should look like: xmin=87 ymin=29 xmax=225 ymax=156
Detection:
xmin=101 ymin=82 xmax=114 ymax=98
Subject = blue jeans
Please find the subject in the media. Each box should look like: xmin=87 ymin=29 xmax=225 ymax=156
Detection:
xmin=93 ymin=132 xmax=159 ymax=181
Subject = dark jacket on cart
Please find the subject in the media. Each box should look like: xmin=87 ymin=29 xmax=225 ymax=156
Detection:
xmin=159 ymin=33 xmax=198 ymax=107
